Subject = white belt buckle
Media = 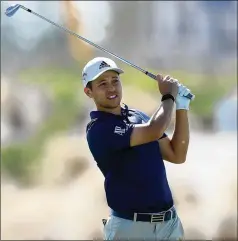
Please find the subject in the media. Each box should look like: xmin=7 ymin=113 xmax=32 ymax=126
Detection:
xmin=151 ymin=214 xmax=164 ymax=223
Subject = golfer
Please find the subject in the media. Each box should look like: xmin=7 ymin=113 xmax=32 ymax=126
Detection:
xmin=83 ymin=57 xmax=192 ymax=240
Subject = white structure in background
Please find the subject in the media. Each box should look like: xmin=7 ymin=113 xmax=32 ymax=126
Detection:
xmin=214 ymin=89 xmax=237 ymax=132
xmin=147 ymin=1 xmax=207 ymax=58
xmin=1 ymin=78 xmax=12 ymax=144
xmin=144 ymin=1 xmax=236 ymax=69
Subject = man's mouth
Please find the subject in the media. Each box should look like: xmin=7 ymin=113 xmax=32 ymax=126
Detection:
xmin=107 ymin=95 xmax=117 ymax=100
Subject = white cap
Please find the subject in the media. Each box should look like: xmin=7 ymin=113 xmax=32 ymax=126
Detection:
xmin=82 ymin=57 xmax=124 ymax=87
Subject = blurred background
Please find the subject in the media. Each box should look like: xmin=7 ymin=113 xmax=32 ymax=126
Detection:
xmin=1 ymin=1 xmax=237 ymax=239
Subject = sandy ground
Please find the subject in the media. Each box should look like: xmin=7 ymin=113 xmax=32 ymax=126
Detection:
xmin=1 ymin=130 xmax=237 ymax=240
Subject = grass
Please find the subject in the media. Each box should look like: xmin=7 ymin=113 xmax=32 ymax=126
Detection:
xmin=1 ymin=67 xmax=83 ymax=185
xmin=120 ymin=65 xmax=236 ymax=117
xmin=1 ymin=66 xmax=236 ymax=185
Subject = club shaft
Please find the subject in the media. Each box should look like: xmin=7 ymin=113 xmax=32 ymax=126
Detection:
xmin=19 ymin=6 xmax=146 ymax=74
xmin=11 ymin=5 xmax=194 ymax=100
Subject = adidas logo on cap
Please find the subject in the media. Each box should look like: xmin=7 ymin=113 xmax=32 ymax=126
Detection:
xmin=99 ymin=61 xmax=111 ymax=69
xmin=82 ymin=57 xmax=124 ymax=87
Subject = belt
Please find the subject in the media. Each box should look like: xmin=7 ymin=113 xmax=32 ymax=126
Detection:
xmin=112 ymin=206 xmax=177 ymax=223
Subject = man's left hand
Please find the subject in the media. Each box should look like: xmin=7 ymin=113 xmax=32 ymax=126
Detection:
xmin=175 ymin=84 xmax=192 ymax=110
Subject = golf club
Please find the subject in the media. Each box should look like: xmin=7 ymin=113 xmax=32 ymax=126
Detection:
xmin=5 ymin=4 xmax=195 ymax=100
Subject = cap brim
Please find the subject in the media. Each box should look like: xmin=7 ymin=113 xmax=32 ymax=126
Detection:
xmin=90 ymin=67 xmax=124 ymax=82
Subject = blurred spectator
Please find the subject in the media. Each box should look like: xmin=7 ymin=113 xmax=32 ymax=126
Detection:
xmin=214 ymin=89 xmax=237 ymax=132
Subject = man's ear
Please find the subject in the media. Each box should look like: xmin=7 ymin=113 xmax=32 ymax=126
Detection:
xmin=84 ymin=87 xmax=93 ymax=98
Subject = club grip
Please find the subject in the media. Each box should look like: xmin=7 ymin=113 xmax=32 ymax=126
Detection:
xmin=145 ymin=71 xmax=157 ymax=80
xmin=145 ymin=71 xmax=195 ymax=101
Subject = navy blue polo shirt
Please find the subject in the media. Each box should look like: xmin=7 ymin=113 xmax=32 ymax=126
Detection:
xmin=86 ymin=105 xmax=174 ymax=213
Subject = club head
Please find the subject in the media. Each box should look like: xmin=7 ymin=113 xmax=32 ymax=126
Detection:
xmin=5 ymin=4 xmax=21 ymax=17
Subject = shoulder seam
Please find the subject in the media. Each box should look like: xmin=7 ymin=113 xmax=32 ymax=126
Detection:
xmin=86 ymin=118 xmax=98 ymax=132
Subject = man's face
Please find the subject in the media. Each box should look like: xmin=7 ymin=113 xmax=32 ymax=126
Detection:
xmin=84 ymin=70 xmax=122 ymax=110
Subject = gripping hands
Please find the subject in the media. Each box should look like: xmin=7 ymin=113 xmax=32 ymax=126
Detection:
xmin=176 ymin=84 xmax=193 ymax=110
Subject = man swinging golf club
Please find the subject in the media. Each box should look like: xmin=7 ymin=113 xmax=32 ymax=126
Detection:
xmin=5 ymin=4 xmax=194 ymax=239
xmin=83 ymin=57 xmax=192 ymax=240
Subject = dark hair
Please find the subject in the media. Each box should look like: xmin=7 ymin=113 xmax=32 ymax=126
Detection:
xmin=86 ymin=82 xmax=92 ymax=90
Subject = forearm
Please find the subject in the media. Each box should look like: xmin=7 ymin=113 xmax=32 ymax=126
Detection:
xmin=170 ymin=110 xmax=190 ymax=162
xmin=149 ymin=99 xmax=174 ymax=137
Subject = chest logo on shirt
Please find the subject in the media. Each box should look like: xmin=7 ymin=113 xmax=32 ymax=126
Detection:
xmin=114 ymin=126 xmax=126 ymax=136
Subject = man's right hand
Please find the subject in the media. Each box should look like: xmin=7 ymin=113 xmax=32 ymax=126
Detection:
xmin=156 ymin=74 xmax=179 ymax=99
xmin=129 ymin=74 xmax=179 ymax=147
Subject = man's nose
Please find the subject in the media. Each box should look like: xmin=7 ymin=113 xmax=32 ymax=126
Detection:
xmin=107 ymin=83 xmax=116 ymax=92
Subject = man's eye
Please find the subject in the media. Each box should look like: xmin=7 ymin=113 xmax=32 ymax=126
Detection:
xmin=99 ymin=82 xmax=106 ymax=86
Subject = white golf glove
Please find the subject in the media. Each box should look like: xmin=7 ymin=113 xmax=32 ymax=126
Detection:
xmin=176 ymin=84 xmax=192 ymax=110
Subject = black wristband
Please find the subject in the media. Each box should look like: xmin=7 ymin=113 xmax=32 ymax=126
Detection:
xmin=161 ymin=94 xmax=175 ymax=102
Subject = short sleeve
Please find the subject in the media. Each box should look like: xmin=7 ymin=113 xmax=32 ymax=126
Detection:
xmin=87 ymin=120 xmax=135 ymax=157
xmin=159 ymin=132 xmax=167 ymax=139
